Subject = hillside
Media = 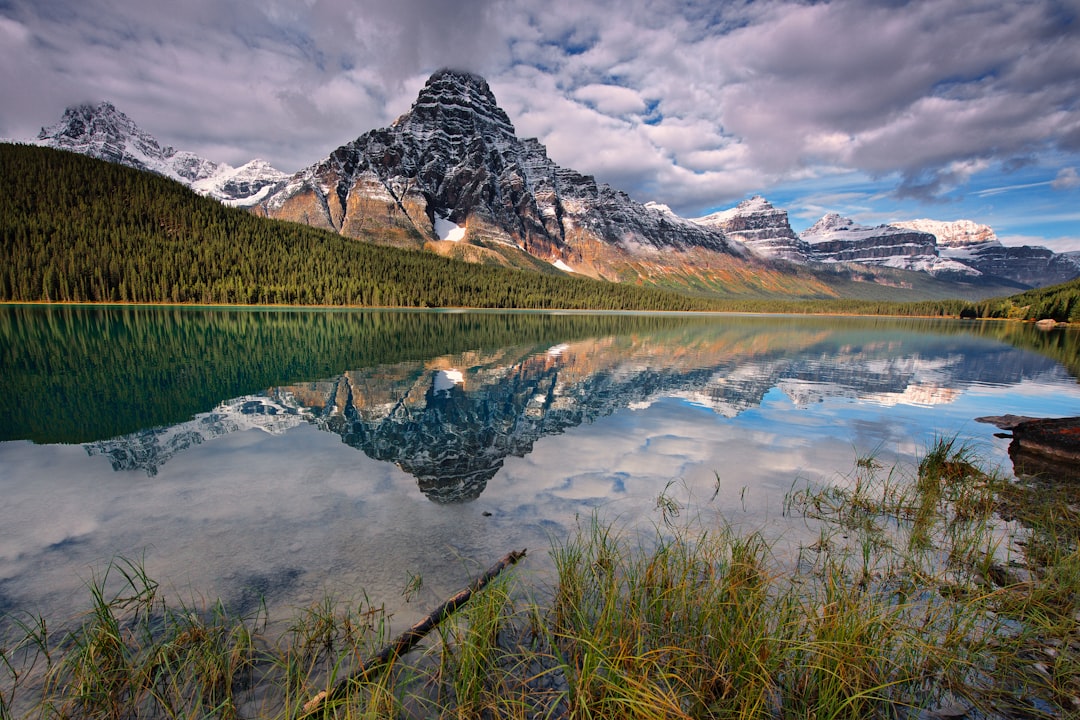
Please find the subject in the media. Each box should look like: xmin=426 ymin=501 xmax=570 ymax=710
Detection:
xmin=967 ymin=278 xmax=1080 ymax=323
xmin=0 ymin=143 xmax=748 ymax=311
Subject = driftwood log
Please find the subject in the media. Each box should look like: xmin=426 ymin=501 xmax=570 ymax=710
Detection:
xmin=301 ymin=548 xmax=527 ymax=716
xmin=976 ymin=415 xmax=1080 ymax=481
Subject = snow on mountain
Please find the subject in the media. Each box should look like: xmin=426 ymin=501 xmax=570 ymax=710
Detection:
xmin=692 ymin=196 xmax=809 ymax=262
xmin=190 ymin=158 xmax=291 ymax=207
xmin=800 ymin=213 xmax=978 ymax=275
xmin=892 ymin=218 xmax=1080 ymax=286
xmin=891 ymin=219 xmax=998 ymax=249
xmin=34 ymin=101 xmax=288 ymax=206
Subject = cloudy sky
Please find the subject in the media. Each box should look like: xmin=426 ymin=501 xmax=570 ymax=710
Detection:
xmin=2 ymin=0 xmax=1079 ymax=250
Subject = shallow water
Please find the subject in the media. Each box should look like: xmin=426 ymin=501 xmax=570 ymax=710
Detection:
xmin=1 ymin=306 xmax=1078 ymax=630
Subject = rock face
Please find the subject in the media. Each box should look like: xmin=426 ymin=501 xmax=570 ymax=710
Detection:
xmin=259 ymin=69 xmax=759 ymax=283
xmin=692 ymin=196 xmax=810 ymax=262
xmin=35 ymin=102 xmax=289 ymax=206
xmin=893 ymin=219 xmax=1080 ymax=287
xmin=801 ymin=213 xmax=979 ymax=276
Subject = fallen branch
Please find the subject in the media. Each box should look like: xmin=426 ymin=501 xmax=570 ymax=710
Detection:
xmin=301 ymin=548 xmax=527 ymax=716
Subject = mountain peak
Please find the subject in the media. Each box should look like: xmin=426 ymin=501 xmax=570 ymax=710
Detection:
xmin=40 ymin=100 xmax=151 ymax=146
xmin=393 ymin=68 xmax=516 ymax=142
xmin=805 ymin=213 xmax=857 ymax=235
xmin=261 ymin=68 xmax=750 ymax=283
xmin=33 ymin=101 xmax=288 ymax=205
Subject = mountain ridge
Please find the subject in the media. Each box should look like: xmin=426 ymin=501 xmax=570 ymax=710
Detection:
xmin=33 ymin=101 xmax=289 ymax=207
xmin=22 ymin=75 xmax=1079 ymax=294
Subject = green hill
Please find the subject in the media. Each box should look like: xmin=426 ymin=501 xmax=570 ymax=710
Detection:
xmin=0 ymin=143 xmax=730 ymax=311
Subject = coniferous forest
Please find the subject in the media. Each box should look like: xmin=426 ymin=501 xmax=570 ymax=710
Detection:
xmin=0 ymin=143 xmax=724 ymax=311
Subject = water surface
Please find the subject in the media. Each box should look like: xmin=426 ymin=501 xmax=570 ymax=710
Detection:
xmin=2 ymin=306 xmax=1078 ymax=627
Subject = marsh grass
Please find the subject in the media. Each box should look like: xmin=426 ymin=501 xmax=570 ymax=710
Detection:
xmin=3 ymin=437 xmax=1079 ymax=718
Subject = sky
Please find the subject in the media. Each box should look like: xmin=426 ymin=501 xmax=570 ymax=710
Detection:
xmin=2 ymin=0 xmax=1079 ymax=251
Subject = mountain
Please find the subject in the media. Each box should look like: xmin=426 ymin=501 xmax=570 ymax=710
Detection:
xmin=35 ymin=102 xmax=288 ymax=206
xmin=257 ymin=69 xmax=828 ymax=294
xmin=891 ymin=219 xmax=1080 ymax=287
xmin=689 ymin=201 xmax=1078 ymax=290
xmin=692 ymin=196 xmax=809 ymax=262
xmin=799 ymin=213 xmax=978 ymax=276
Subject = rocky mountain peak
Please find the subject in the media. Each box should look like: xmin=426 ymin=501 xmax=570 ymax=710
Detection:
xmin=34 ymin=101 xmax=289 ymax=206
xmin=805 ymin=212 xmax=856 ymax=235
xmin=390 ymin=68 xmax=517 ymax=153
xmin=260 ymin=68 xmax=752 ymax=284
xmin=37 ymin=100 xmax=182 ymax=174
xmin=692 ymin=195 xmax=808 ymax=262
xmin=41 ymin=101 xmax=134 ymax=140
xmin=891 ymin=219 xmax=999 ymax=248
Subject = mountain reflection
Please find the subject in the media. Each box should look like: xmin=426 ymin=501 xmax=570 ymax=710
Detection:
xmin=77 ymin=316 xmax=1073 ymax=502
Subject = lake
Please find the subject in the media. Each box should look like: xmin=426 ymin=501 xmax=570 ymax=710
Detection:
xmin=1 ymin=305 xmax=1079 ymax=631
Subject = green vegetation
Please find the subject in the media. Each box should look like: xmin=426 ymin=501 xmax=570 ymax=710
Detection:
xmin=965 ymin=278 xmax=1080 ymax=323
xmin=685 ymin=277 xmax=1080 ymax=323
xmin=5 ymin=143 xmax=1078 ymax=317
xmin=0 ymin=143 xmax=726 ymax=311
xmin=4 ymin=440 xmax=1078 ymax=718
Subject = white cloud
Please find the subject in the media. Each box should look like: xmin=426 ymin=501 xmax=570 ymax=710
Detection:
xmin=573 ymin=83 xmax=646 ymax=116
xmin=999 ymin=234 xmax=1080 ymax=253
xmin=1052 ymin=167 xmax=1080 ymax=191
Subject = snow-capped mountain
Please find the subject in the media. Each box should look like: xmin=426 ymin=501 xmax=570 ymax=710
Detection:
xmin=190 ymin=158 xmax=291 ymax=207
xmin=892 ymin=219 xmax=1080 ymax=287
xmin=800 ymin=213 xmax=977 ymax=275
xmin=693 ymin=202 xmax=1079 ymax=287
xmin=22 ymin=90 xmax=1076 ymax=293
xmin=34 ymin=101 xmax=288 ymax=206
xmin=692 ymin=196 xmax=810 ymax=262
xmin=259 ymin=69 xmax=787 ymax=287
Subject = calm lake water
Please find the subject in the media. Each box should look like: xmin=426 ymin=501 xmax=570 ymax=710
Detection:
xmin=1 ymin=305 xmax=1079 ymax=629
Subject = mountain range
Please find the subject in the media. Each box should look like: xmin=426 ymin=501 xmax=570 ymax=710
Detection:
xmin=33 ymin=102 xmax=289 ymax=207
xmin=27 ymin=70 xmax=1080 ymax=294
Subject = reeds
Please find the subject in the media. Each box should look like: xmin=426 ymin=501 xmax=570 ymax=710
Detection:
xmin=3 ymin=436 xmax=1078 ymax=718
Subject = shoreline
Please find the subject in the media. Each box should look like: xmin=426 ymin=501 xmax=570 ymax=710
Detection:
xmin=2 ymin=299 xmax=1045 ymax=323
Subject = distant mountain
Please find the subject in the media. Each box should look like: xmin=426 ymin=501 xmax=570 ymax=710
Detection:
xmin=892 ymin=219 xmax=1080 ymax=287
xmin=800 ymin=213 xmax=977 ymax=276
xmin=693 ymin=200 xmax=1079 ymax=289
xmin=692 ymin=196 xmax=809 ymax=262
xmin=257 ymin=69 xmax=830 ymax=295
xmin=35 ymin=102 xmax=289 ymax=206
xmin=23 ymin=86 xmax=1077 ymax=296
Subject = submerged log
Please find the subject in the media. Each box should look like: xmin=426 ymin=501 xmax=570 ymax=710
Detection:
xmin=301 ymin=548 xmax=527 ymax=716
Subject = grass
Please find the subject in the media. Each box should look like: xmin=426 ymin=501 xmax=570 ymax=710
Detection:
xmin=3 ymin=437 xmax=1079 ymax=718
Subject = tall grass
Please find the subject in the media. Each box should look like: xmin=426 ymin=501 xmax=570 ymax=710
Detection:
xmin=3 ymin=437 xmax=1078 ymax=718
